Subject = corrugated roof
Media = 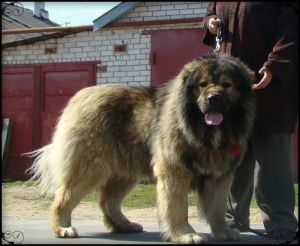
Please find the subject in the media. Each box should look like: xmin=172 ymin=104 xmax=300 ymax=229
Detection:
xmin=2 ymin=2 xmax=59 ymax=45
xmin=93 ymin=2 xmax=140 ymax=31
xmin=2 ymin=3 xmax=59 ymax=29
xmin=2 ymin=16 xmax=44 ymax=44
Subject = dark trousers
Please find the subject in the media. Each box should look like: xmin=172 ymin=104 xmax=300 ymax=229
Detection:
xmin=226 ymin=134 xmax=298 ymax=233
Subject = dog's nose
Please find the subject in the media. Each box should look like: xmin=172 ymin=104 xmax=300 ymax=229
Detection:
xmin=207 ymin=93 xmax=225 ymax=111
xmin=207 ymin=93 xmax=223 ymax=105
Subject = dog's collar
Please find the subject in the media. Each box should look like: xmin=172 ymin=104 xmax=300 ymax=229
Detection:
xmin=227 ymin=144 xmax=241 ymax=157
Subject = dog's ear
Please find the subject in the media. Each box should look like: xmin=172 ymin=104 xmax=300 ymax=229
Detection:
xmin=218 ymin=54 xmax=256 ymax=86
xmin=234 ymin=58 xmax=256 ymax=95
xmin=238 ymin=61 xmax=256 ymax=85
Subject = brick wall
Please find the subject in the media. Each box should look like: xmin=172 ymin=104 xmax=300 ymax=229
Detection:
xmin=120 ymin=2 xmax=208 ymax=22
xmin=2 ymin=2 xmax=209 ymax=86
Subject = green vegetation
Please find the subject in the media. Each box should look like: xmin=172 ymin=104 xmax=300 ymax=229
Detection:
xmin=123 ymin=184 xmax=157 ymax=208
xmin=2 ymin=180 xmax=35 ymax=188
xmin=3 ymin=181 xmax=298 ymax=209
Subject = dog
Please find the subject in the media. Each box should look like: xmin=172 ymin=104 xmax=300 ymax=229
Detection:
xmin=27 ymin=54 xmax=256 ymax=243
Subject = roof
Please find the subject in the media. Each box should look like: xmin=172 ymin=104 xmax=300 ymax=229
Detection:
xmin=93 ymin=2 xmax=141 ymax=31
xmin=2 ymin=2 xmax=203 ymax=48
xmin=2 ymin=2 xmax=59 ymax=45
xmin=2 ymin=3 xmax=59 ymax=29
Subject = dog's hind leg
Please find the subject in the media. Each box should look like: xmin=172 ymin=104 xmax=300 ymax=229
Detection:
xmin=51 ymin=184 xmax=90 ymax=238
xmin=99 ymin=177 xmax=143 ymax=233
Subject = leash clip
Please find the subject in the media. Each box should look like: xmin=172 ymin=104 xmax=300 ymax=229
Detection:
xmin=213 ymin=23 xmax=223 ymax=55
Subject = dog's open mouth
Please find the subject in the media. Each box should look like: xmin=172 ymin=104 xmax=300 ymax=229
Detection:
xmin=204 ymin=113 xmax=224 ymax=126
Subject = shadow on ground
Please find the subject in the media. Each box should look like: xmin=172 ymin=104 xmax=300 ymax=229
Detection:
xmin=79 ymin=229 xmax=294 ymax=244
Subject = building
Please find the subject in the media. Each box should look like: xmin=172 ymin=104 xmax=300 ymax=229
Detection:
xmin=2 ymin=2 xmax=59 ymax=45
xmin=2 ymin=2 xmax=298 ymax=180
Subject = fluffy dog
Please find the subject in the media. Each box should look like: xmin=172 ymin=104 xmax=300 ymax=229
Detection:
xmin=27 ymin=55 xmax=256 ymax=243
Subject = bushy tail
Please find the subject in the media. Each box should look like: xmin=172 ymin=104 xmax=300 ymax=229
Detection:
xmin=24 ymin=144 xmax=56 ymax=197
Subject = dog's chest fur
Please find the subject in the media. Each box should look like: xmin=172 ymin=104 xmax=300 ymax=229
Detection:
xmin=180 ymin=139 xmax=240 ymax=180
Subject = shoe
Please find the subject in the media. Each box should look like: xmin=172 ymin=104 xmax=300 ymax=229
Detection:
xmin=227 ymin=220 xmax=250 ymax=232
xmin=267 ymin=229 xmax=298 ymax=241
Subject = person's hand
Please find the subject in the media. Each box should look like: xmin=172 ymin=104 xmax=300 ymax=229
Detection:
xmin=207 ymin=16 xmax=221 ymax=35
xmin=252 ymin=66 xmax=272 ymax=90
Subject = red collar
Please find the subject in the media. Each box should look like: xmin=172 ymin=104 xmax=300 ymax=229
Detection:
xmin=227 ymin=144 xmax=241 ymax=157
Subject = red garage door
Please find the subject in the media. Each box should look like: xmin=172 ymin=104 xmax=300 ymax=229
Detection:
xmin=40 ymin=63 xmax=96 ymax=146
xmin=2 ymin=66 xmax=35 ymax=180
xmin=150 ymin=28 xmax=212 ymax=87
xmin=2 ymin=62 xmax=97 ymax=180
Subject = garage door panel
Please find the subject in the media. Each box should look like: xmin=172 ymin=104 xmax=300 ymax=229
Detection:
xmin=44 ymin=96 xmax=70 ymax=113
xmin=6 ymin=157 xmax=32 ymax=180
xmin=2 ymin=112 xmax=32 ymax=154
xmin=40 ymin=63 xmax=96 ymax=146
xmin=2 ymin=66 xmax=34 ymax=171
xmin=151 ymin=28 xmax=212 ymax=86
xmin=41 ymin=112 xmax=59 ymax=145
xmin=2 ymin=97 xmax=33 ymax=111
xmin=44 ymin=70 xmax=90 ymax=95
xmin=8 ymin=112 xmax=33 ymax=154
xmin=2 ymin=73 xmax=34 ymax=96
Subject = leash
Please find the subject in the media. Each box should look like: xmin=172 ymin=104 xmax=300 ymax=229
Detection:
xmin=214 ymin=24 xmax=222 ymax=56
xmin=213 ymin=24 xmax=222 ymax=56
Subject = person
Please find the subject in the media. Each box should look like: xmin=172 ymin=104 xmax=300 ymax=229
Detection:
xmin=202 ymin=2 xmax=298 ymax=241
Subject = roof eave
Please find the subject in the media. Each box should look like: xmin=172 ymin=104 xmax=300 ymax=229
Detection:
xmin=93 ymin=2 xmax=140 ymax=32
xmin=2 ymin=30 xmax=81 ymax=49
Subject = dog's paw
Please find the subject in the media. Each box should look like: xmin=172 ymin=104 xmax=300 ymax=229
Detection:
xmin=174 ymin=233 xmax=208 ymax=244
xmin=180 ymin=233 xmax=208 ymax=244
xmin=161 ymin=223 xmax=208 ymax=244
xmin=57 ymin=227 xmax=79 ymax=238
xmin=125 ymin=222 xmax=144 ymax=233
xmin=112 ymin=222 xmax=143 ymax=233
xmin=213 ymin=227 xmax=240 ymax=241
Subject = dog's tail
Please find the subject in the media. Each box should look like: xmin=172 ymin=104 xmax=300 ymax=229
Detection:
xmin=24 ymin=144 xmax=56 ymax=197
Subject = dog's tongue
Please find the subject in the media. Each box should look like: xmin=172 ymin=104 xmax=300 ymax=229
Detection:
xmin=205 ymin=113 xmax=224 ymax=126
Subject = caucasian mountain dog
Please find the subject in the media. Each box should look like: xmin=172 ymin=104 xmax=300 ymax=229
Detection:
xmin=27 ymin=54 xmax=256 ymax=244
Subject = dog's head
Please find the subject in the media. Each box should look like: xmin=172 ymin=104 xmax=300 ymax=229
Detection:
xmin=179 ymin=54 xmax=255 ymax=126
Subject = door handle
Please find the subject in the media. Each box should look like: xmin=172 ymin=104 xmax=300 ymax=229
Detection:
xmin=150 ymin=52 xmax=156 ymax=65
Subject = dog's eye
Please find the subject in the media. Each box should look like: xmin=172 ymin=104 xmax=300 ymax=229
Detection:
xmin=222 ymin=82 xmax=232 ymax=88
xmin=199 ymin=82 xmax=208 ymax=88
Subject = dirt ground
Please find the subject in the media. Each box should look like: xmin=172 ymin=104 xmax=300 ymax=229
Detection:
xmin=2 ymin=185 xmax=297 ymax=225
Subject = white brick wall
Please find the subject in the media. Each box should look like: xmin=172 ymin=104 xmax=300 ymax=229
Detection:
xmin=119 ymin=2 xmax=209 ymax=22
xmin=2 ymin=1 xmax=209 ymax=86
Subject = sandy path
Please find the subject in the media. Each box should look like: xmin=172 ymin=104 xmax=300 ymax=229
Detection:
xmin=2 ymin=185 xmax=297 ymax=225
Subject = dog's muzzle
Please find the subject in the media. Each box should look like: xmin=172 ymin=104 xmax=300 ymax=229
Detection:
xmin=204 ymin=93 xmax=227 ymax=126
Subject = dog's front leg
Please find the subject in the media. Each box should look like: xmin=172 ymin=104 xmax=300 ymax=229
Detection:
xmin=197 ymin=173 xmax=240 ymax=241
xmin=154 ymin=163 xmax=207 ymax=244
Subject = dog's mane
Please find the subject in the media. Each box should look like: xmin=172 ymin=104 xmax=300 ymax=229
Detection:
xmin=176 ymin=57 xmax=255 ymax=151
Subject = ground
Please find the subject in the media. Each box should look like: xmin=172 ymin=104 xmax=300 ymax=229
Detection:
xmin=2 ymin=184 xmax=282 ymax=224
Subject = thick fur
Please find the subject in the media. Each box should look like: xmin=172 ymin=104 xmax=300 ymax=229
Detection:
xmin=27 ymin=55 xmax=256 ymax=243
